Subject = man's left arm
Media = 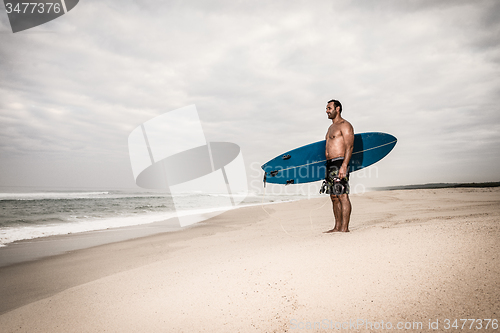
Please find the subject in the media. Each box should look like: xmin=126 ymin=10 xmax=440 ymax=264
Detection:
xmin=339 ymin=123 xmax=354 ymax=179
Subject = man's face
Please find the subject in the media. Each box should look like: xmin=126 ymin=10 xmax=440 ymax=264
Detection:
xmin=326 ymin=102 xmax=338 ymax=119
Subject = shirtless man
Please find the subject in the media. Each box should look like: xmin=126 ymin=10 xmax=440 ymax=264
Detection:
xmin=323 ymin=99 xmax=354 ymax=233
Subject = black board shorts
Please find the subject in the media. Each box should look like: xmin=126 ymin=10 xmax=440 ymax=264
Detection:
xmin=325 ymin=157 xmax=350 ymax=195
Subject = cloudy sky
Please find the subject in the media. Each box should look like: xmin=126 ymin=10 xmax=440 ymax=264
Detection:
xmin=1 ymin=0 xmax=499 ymax=193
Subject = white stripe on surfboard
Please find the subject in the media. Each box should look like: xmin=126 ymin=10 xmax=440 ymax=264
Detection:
xmin=351 ymin=139 xmax=397 ymax=155
xmin=271 ymin=140 xmax=397 ymax=173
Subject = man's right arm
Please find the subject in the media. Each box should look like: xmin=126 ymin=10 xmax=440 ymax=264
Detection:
xmin=339 ymin=122 xmax=354 ymax=179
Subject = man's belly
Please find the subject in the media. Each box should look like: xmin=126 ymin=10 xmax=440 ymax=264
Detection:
xmin=325 ymin=143 xmax=345 ymax=160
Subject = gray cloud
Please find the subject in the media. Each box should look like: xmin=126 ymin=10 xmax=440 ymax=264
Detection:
xmin=0 ymin=0 xmax=499 ymax=190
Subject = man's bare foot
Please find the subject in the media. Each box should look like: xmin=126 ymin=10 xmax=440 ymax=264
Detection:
xmin=323 ymin=228 xmax=349 ymax=233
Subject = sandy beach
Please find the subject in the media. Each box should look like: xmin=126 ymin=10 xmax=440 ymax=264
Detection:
xmin=0 ymin=187 xmax=499 ymax=332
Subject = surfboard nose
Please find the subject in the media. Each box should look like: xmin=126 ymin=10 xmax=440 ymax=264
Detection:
xmin=387 ymin=133 xmax=397 ymax=143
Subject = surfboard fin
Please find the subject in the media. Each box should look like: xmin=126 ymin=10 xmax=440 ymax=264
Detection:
xmin=263 ymin=173 xmax=267 ymax=187
xmin=286 ymin=179 xmax=294 ymax=185
xmin=282 ymin=154 xmax=291 ymax=160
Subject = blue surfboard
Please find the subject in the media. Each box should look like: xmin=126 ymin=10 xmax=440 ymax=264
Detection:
xmin=261 ymin=132 xmax=397 ymax=185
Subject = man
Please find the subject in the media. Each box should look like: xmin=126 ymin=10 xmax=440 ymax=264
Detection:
xmin=323 ymin=99 xmax=354 ymax=233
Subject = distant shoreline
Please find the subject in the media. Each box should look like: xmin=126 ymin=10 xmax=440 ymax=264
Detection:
xmin=2 ymin=181 xmax=500 ymax=195
xmin=373 ymin=181 xmax=500 ymax=191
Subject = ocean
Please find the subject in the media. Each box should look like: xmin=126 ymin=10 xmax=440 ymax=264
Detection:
xmin=0 ymin=189 xmax=321 ymax=247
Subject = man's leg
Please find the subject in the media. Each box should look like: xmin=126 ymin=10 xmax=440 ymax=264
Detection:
xmin=338 ymin=193 xmax=351 ymax=232
xmin=324 ymin=194 xmax=343 ymax=233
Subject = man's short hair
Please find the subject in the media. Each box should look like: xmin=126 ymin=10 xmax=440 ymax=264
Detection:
xmin=328 ymin=99 xmax=342 ymax=113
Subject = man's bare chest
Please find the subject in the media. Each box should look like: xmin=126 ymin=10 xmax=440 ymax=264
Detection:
xmin=327 ymin=126 xmax=343 ymax=140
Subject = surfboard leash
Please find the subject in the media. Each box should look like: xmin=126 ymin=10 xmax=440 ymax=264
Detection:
xmin=261 ymin=185 xmax=330 ymax=237
xmin=308 ymin=196 xmax=329 ymax=232
xmin=260 ymin=185 xmax=298 ymax=238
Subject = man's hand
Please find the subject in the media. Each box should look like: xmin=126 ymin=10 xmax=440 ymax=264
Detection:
xmin=339 ymin=165 xmax=348 ymax=180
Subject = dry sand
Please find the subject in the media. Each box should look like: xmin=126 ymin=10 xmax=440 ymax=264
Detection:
xmin=0 ymin=188 xmax=499 ymax=332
